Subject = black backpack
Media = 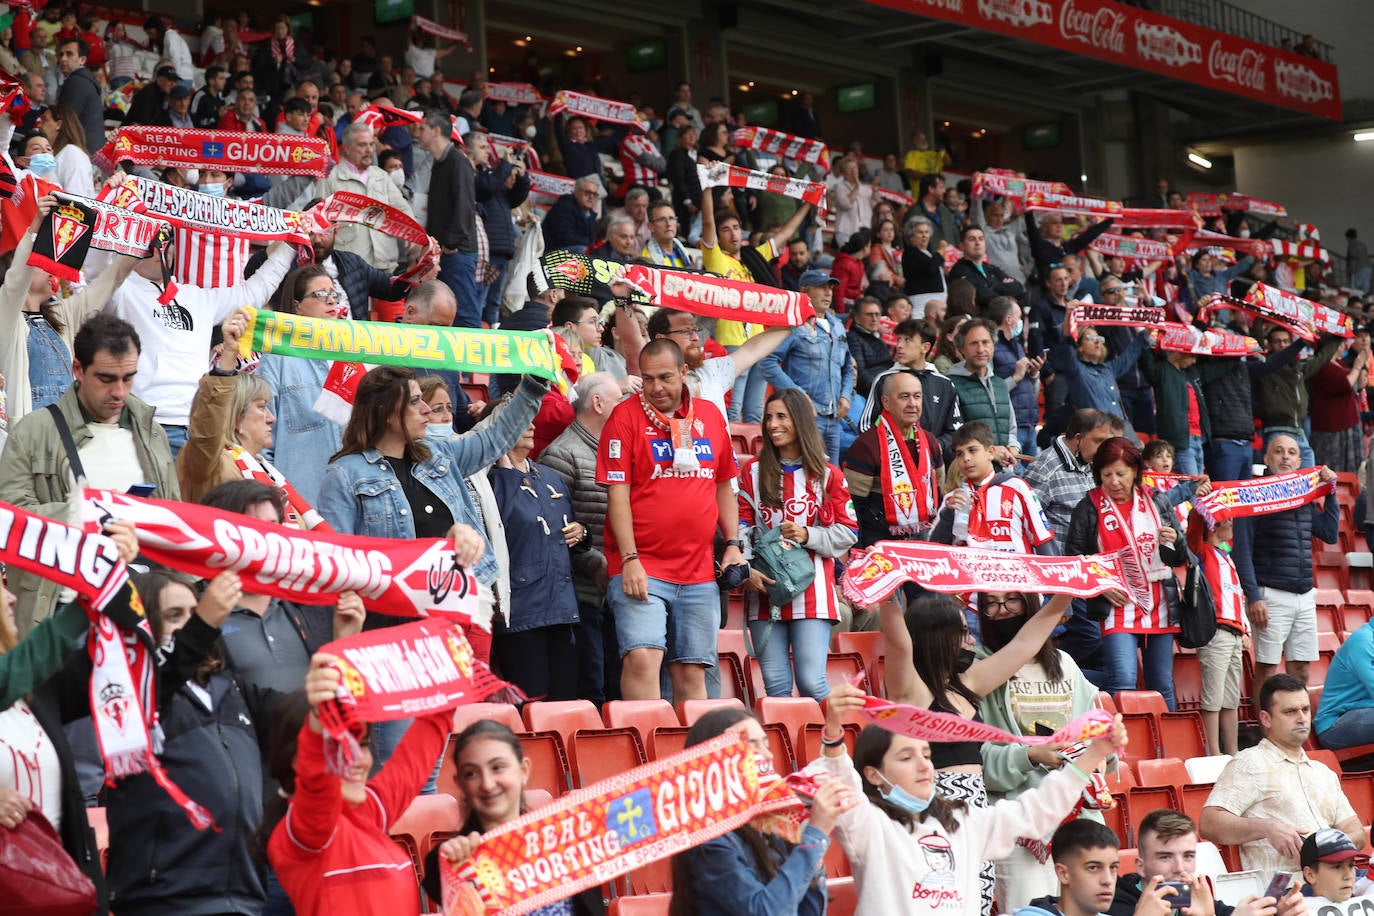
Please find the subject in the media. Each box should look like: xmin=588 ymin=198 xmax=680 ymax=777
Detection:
xmin=1172 ymin=551 xmax=1219 ymax=650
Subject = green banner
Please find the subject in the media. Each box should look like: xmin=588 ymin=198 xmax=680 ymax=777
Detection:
xmin=239 ymin=307 xmax=560 ymax=381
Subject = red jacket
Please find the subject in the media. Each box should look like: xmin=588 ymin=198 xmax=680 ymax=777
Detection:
xmin=268 ymin=712 xmax=450 ymax=916
xmin=829 ymin=251 xmax=867 ymax=311
xmin=218 ymin=109 xmax=265 ymax=133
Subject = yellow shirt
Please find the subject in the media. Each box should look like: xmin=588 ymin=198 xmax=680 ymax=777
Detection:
xmin=701 ymin=239 xmax=778 ymax=346
xmin=903 ymin=149 xmax=947 ymax=193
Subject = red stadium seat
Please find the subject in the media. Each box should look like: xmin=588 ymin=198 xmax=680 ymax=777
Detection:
xmin=1341 ymin=602 xmax=1373 ymax=636
xmin=730 ymin=422 xmax=763 ymax=456
xmin=389 ymin=794 xmax=463 ymax=886
xmin=825 ymin=652 xmax=866 ymax=690
xmin=1158 ymin=713 xmax=1208 ymax=761
xmin=1116 ymin=691 xmax=1168 ymax=716
xmin=524 ymin=700 xmax=603 ymax=771
xmin=827 ymin=877 xmax=857 ymax=916
xmin=834 ymin=630 xmax=885 ymax=671
xmin=1136 ymin=757 xmax=1189 ymax=787
xmin=608 ymin=893 xmax=671 ymax=915
xmin=1103 ymin=794 xmax=1130 ymax=847
xmin=521 ymin=731 xmax=572 ymax=796
xmin=868 ymin=656 xmax=887 ymax=699
xmin=680 ymin=698 xmax=746 ymax=725
xmin=717 ymin=653 xmax=750 ymax=704
xmin=756 ymin=697 xmax=824 ymax=751
xmin=718 ymin=628 xmax=748 ymax=661
xmin=1314 ymin=604 xmax=1342 ymax=636
xmin=1118 ymin=848 xmax=1138 ymax=877
xmin=571 ymin=729 xmax=647 ymax=788
xmin=603 ymin=700 xmax=679 ymax=743
xmin=1096 ymin=692 xmax=1119 ymax=717
xmin=451 ymin=702 xmax=523 ymax=735
xmin=649 ymin=726 xmax=690 ymax=760
xmin=1340 ymin=773 xmax=1374 ymax=823
xmin=1119 ymin=714 xmax=1162 ymax=765
xmin=1126 ymin=786 xmax=1180 ymax=845
xmin=1172 ymin=655 xmax=1204 ymax=711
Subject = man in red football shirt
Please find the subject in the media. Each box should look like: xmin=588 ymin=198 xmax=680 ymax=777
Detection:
xmin=597 ymin=338 xmax=743 ymax=701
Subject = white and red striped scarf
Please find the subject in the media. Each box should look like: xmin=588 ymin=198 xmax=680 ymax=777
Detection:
xmin=697 ymin=161 xmax=827 ymax=210
xmin=1092 ymin=486 xmax=1172 ymax=633
xmin=549 ymin=90 xmax=641 ymax=128
xmin=876 ymin=414 xmax=938 ymax=535
xmin=875 ymin=187 xmax=914 ymax=207
xmin=1089 ymin=232 xmax=1171 ymax=261
xmin=228 ymin=445 xmax=332 ymax=532
xmin=1023 ymin=191 xmax=1123 ymax=217
xmin=412 ymin=14 xmax=471 ymax=47
xmin=1269 ymin=238 xmax=1331 ymax=265
xmin=528 ymin=169 xmax=575 ymax=203
xmin=971 ymin=171 xmax=1070 ymax=200
xmin=730 ymin=126 xmax=830 ymax=168
xmin=619 ymin=131 xmax=660 ymax=187
xmin=175 ymin=229 xmax=250 ymax=288
xmin=484 ymin=82 xmax=541 ymax=106
xmin=269 ymin=36 xmax=295 ymax=66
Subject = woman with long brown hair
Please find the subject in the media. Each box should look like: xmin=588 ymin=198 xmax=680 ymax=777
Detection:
xmin=39 ymin=104 xmax=94 ymax=197
xmin=669 ymin=707 xmax=853 ymax=916
xmin=738 ymin=388 xmax=856 ymax=699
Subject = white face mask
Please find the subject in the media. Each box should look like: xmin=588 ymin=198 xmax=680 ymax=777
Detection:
xmin=425 ymin=421 xmax=453 ymax=440
xmin=388 ymin=168 xmax=405 ymax=189
xmin=524 ymin=124 xmax=537 ymax=139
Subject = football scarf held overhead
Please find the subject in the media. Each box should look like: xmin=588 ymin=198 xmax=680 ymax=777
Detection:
xmin=527 ymin=169 xmax=575 ymax=200
xmin=235 ymin=306 xmax=561 ymax=381
xmin=1112 ymin=207 xmax=1202 ymax=230
xmin=548 ymin=90 xmax=641 ymax=128
xmin=971 ymin=171 xmax=1071 ymax=200
xmin=355 ymin=105 xmax=423 ymax=136
xmin=730 ymin=126 xmax=830 ymax=167
xmin=84 ymin=488 xmax=482 ymax=622
xmin=313 ymin=191 xmax=437 ymax=284
xmin=874 ymin=187 xmax=914 ymax=207
xmin=1069 ymin=303 xmax=1170 ymax=330
xmin=110 ymin=126 xmax=331 ymax=177
xmin=1195 ymin=469 xmax=1333 ymax=526
xmin=1088 ymin=233 xmax=1172 ymax=261
xmin=102 ymin=174 xmax=312 ymax=245
xmin=841 ymin=541 xmax=1131 ymax=607
xmin=412 ymin=14 xmax=471 ymax=47
xmin=876 ymin=413 xmax=937 ymax=535
xmin=484 ymin=82 xmax=541 ymax=105
xmin=1239 ymin=282 xmax=1353 ymax=341
xmin=698 ymin=161 xmax=827 ymax=210
xmin=29 ymin=192 xmax=173 ymax=287
xmin=861 ymin=697 xmax=1115 ymax=748
xmin=1156 ymin=324 xmax=1261 ymax=357
xmin=226 ymin=445 xmax=331 ymax=531
xmin=440 ymin=733 xmax=805 ymax=916
xmin=1023 ymin=191 xmax=1123 ymax=217
xmin=617 ymin=263 xmax=809 ymax=326
xmin=315 ymin=620 xmax=512 ymax=773
xmin=1185 ymin=192 xmax=1287 ymax=219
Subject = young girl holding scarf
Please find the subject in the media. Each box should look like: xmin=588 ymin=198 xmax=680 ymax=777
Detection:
xmin=669 ymin=707 xmax=854 ymax=916
xmin=427 ymin=721 xmax=604 ymax=915
xmin=1187 ymin=508 xmax=1248 ymax=755
xmin=975 ymin=591 xmax=1115 ymax=907
xmin=1065 ymin=436 xmax=1186 ymax=708
xmin=812 ymin=683 xmax=1128 ymax=916
xmin=738 ymin=389 xmax=857 ymax=700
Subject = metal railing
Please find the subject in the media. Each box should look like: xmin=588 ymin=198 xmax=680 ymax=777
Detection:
xmin=1155 ymin=0 xmax=1334 ymax=62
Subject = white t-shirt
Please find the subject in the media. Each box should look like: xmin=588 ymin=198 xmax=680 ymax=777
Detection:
xmin=404 ymin=44 xmax=437 ymax=79
xmin=1304 ymin=897 xmax=1374 ymax=916
xmin=0 ymin=700 xmax=63 ymax=830
xmin=81 ymin=423 xmax=143 ymax=491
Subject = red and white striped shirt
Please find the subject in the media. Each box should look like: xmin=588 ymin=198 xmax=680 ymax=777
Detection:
xmin=964 ymin=475 xmax=1055 ymax=555
xmin=738 ymin=459 xmax=857 ymax=622
xmin=619 ymin=131 xmax=661 ymax=189
xmin=1201 ymin=544 xmax=1249 ymax=633
xmin=176 ymin=228 xmax=251 ymax=289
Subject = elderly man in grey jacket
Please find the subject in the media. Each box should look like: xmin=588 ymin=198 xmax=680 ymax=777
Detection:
xmin=540 ymin=371 xmax=624 ymax=703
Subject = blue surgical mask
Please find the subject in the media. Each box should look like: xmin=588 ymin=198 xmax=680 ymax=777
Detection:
xmin=425 ymin=422 xmax=453 ymax=440
xmin=1012 ymin=319 xmax=1024 ymax=339
xmin=28 ymin=153 xmax=56 ymax=176
xmin=876 ymin=771 xmax=932 ymax=814
xmin=198 ymin=182 xmax=226 ymax=197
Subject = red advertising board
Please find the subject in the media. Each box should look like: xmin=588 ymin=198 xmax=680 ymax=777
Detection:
xmin=863 ymin=0 xmax=1341 ymax=120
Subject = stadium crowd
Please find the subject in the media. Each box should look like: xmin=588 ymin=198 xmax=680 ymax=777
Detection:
xmin=1 ymin=4 xmax=1374 ymax=916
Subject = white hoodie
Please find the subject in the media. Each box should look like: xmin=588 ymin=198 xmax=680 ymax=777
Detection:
xmin=811 ymin=751 xmax=1091 ymax=915
xmin=104 ymin=243 xmax=294 ymax=425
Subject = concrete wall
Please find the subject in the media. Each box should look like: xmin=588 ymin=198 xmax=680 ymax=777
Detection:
xmin=1233 ymin=136 xmax=1374 ymax=244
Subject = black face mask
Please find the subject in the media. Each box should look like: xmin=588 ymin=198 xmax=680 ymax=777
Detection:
xmin=982 ymin=615 xmax=1027 ymax=649
xmin=954 ymin=647 xmax=976 ymax=674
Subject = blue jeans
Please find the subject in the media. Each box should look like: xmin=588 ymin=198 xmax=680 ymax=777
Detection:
xmin=816 ymin=415 xmax=844 ymax=466
xmin=1017 ymin=424 xmax=1038 ymax=459
xmin=161 ymin=423 xmax=187 ymax=461
xmin=1353 ymin=268 xmax=1371 ymax=294
xmin=483 ymin=254 xmax=509 ymax=327
xmin=1318 ymin=707 xmax=1374 ymax=750
xmin=725 ymin=348 xmax=767 ymax=423
xmin=1206 ymin=438 xmax=1254 ymax=483
xmin=439 ymin=250 xmax=482 ymax=328
xmin=1103 ymin=631 xmax=1176 ymax=710
xmin=1263 ymin=427 xmax=1316 ymax=470
xmin=748 ymin=618 xmax=833 ymax=700
xmin=1173 ymin=435 xmax=1204 ymax=476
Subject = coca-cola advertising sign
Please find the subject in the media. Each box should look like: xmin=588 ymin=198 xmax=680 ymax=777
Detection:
xmin=866 ymin=0 xmax=1340 ymax=119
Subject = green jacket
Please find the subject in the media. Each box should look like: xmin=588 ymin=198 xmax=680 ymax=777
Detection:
xmin=0 ymin=602 xmax=90 ymax=709
xmin=1137 ymin=349 xmax=1232 ymax=450
xmin=977 ymin=646 xmax=1115 ymax=811
xmin=1253 ymin=335 xmax=1343 ymax=429
xmin=0 ymin=385 xmax=178 ymax=635
xmin=947 ymin=362 xmax=1018 ymax=448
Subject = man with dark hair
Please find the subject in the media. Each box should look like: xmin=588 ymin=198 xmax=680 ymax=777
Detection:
xmin=1108 ymin=809 xmax=1301 ymax=916
xmin=0 ymin=315 xmax=179 ymax=635
xmin=847 ymin=296 xmax=893 ymax=395
xmin=596 ymin=338 xmax=741 ymax=702
xmin=947 ymin=317 xmax=1019 ymax=465
xmin=190 ymin=64 xmax=229 ymax=129
xmin=55 ymin=36 xmax=102 ymax=151
xmin=862 ymin=317 xmax=960 ymax=454
xmin=454 ymin=87 xmax=483 ymax=134
xmin=947 ymin=225 xmax=1025 ymax=311
xmin=1202 ymin=673 xmax=1366 ymax=875
xmin=1021 ymin=818 xmax=1126 ymax=916
xmin=124 ymin=64 xmax=177 ymax=126
xmin=415 ymin=113 xmax=480 ymax=326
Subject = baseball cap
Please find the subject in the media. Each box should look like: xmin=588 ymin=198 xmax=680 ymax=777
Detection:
xmin=155 ymin=65 xmax=178 ymax=81
xmin=1300 ymin=828 xmax=1367 ymax=868
xmin=169 ymin=85 xmax=191 ymax=99
xmin=797 ymin=269 xmax=839 ymax=289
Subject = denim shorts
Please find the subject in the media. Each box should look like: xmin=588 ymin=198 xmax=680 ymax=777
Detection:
xmin=608 ymin=575 xmax=719 ymax=666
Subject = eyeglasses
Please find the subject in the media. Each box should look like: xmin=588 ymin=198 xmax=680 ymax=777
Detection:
xmin=577 ymin=316 xmax=605 ymax=328
xmin=665 ymin=327 xmax=700 ymax=339
xmin=984 ymin=596 xmax=1026 ymax=618
xmin=1101 ymin=287 xmax=1124 ymax=296
xmin=302 ymin=290 xmax=341 ymax=302
xmin=651 ymin=215 xmax=678 ymax=224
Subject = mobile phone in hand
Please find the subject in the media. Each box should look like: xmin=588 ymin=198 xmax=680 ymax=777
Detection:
xmin=1263 ymin=871 xmax=1291 ymax=901
xmin=1160 ymin=881 xmax=1191 ymax=909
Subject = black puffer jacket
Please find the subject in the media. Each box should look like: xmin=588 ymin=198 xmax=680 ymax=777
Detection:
xmin=476 ymin=160 xmax=532 ymax=258
xmin=1233 ymin=478 xmax=1339 ymax=600
xmin=1200 ymin=340 xmax=1304 ymax=440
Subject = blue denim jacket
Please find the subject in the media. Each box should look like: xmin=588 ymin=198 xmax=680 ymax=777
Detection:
xmin=760 ymin=313 xmax=854 ymax=417
xmin=681 ymin=825 xmax=828 ymax=916
xmin=316 ymin=376 xmax=546 ymax=586
xmin=26 ymin=316 xmax=70 ymax=410
xmin=256 ymin=354 xmax=341 ymax=507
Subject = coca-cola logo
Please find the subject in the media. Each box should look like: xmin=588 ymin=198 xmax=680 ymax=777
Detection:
xmin=1207 ymin=40 xmax=1266 ymax=92
xmin=1059 ymin=0 xmax=1125 ymax=54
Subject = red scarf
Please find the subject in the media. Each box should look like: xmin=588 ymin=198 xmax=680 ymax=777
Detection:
xmin=876 ymin=413 xmax=935 ymax=535
xmin=227 ymin=445 xmax=332 ymax=532
xmin=270 ymin=35 xmax=295 ymax=65
xmin=1090 ymin=486 xmax=1167 ymax=614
